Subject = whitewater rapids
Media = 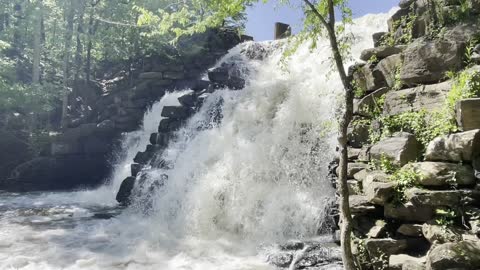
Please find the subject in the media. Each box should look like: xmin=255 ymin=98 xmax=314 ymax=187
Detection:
xmin=0 ymin=12 xmax=391 ymax=270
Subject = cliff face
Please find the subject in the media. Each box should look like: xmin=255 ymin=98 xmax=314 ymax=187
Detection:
xmin=333 ymin=1 xmax=480 ymax=269
xmin=0 ymin=28 xmax=245 ymax=192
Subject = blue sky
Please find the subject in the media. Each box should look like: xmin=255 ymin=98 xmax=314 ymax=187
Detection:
xmin=246 ymin=0 xmax=400 ymax=40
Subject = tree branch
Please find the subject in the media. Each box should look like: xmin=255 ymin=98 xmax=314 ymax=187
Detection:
xmin=301 ymin=0 xmax=329 ymax=30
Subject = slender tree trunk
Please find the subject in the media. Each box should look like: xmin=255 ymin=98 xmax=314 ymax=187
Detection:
xmin=302 ymin=0 xmax=356 ymax=269
xmin=74 ymin=0 xmax=86 ymax=83
xmin=86 ymin=0 xmax=100 ymax=83
xmin=13 ymin=0 xmax=24 ymax=81
xmin=61 ymin=0 xmax=76 ymax=128
xmin=32 ymin=0 xmax=43 ymax=84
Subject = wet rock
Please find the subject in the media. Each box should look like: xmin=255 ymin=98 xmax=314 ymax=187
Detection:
xmin=280 ymin=241 xmax=305 ymax=251
xmin=178 ymin=92 xmax=197 ymax=107
xmin=404 ymin=162 xmax=476 ymax=187
xmin=426 ymin=241 xmax=480 ymax=270
xmin=139 ymin=72 xmax=163 ymax=80
xmin=149 ymin=133 xmax=158 ymax=145
xmin=268 ymin=252 xmax=293 ymax=268
xmin=383 ymin=81 xmax=452 ymax=116
xmin=456 ymin=98 xmax=480 ymax=131
xmin=116 ymin=176 xmax=136 ymax=205
xmin=400 ymin=39 xmax=465 ymax=86
xmin=133 ymin=151 xmax=152 ymax=165
xmin=422 ymin=224 xmax=463 ymax=244
xmin=425 ymin=129 xmax=480 ymax=162
xmin=161 ymin=106 xmax=194 ymax=120
xmin=131 ymin=163 xmax=143 ymax=177
xmin=158 ymin=118 xmax=183 ymax=132
xmin=370 ymin=132 xmax=419 ymax=166
xmin=163 ymin=71 xmax=184 ymax=80
xmin=293 ymin=244 xmax=342 ymax=269
xmin=360 ymin=45 xmax=406 ymax=62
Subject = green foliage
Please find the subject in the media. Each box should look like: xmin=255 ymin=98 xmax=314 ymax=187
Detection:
xmin=393 ymin=65 xmax=403 ymax=90
xmin=447 ymin=70 xmax=480 ymax=110
xmin=435 ymin=208 xmax=457 ymax=227
xmin=352 ymin=79 xmax=365 ymax=98
xmin=370 ymin=154 xmax=399 ymax=174
xmin=390 ymin=165 xmax=422 ymax=204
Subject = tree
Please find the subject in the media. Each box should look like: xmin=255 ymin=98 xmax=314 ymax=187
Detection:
xmin=61 ymin=0 xmax=75 ymax=128
xmin=32 ymin=0 xmax=43 ymax=84
xmin=136 ymin=0 xmax=356 ymax=268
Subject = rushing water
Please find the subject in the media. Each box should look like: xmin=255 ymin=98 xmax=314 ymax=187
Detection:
xmin=0 ymin=12 xmax=391 ymax=270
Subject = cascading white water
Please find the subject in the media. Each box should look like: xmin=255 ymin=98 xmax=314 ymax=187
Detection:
xmin=0 ymin=12 xmax=392 ymax=270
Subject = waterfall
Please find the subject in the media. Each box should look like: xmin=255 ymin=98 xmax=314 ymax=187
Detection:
xmin=0 ymin=11 xmax=392 ymax=270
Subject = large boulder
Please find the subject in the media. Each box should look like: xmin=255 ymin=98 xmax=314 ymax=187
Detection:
xmin=425 ymin=129 xmax=480 ymax=162
xmin=370 ymin=132 xmax=419 ymax=166
xmin=347 ymin=119 xmax=371 ymax=148
xmin=352 ymin=64 xmax=387 ymax=93
xmin=385 ymin=202 xmax=435 ymax=222
xmin=116 ymin=176 xmax=136 ymax=206
xmin=389 ymin=254 xmax=426 ymax=270
xmin=383 ymin=81 xmax=452 ymax=115
xmin=405 ymin=187 xmax=479 ymax=207
xmin=422 ymin=224 xmax=463 ymax=244
xmin=359 ymin=45 xmax=406 ymax=62
xmin=400 ymin=38 xmax=465 ymax=86
xmin=375 ymin=54 xmax=403 ymax=88
xmin=363 ymin=171 xmax=395 ymax=205
xmin=456 ymin=98 xmax=480 ymax=131
xmin=426 ymin=241 xmax=480 ymax=270
xmin=404 ymin=162 xmax=476 ymax=187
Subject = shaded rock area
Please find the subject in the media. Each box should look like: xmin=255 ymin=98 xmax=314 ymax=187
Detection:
xmin=0 ymin=28 xmax=243 ymax=192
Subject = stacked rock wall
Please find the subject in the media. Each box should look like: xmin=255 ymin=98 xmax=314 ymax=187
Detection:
xmin=333 ymin=1 xmax=480 ymax=269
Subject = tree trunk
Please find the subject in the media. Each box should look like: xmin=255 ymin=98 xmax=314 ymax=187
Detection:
xmin=32 ymin=0 xmax=43 ymax=84
xmin=86 ymin=0 xmax=100 ymax=83
xmin=61 ymin=0 xmax=76 ymax=128
xmin=74 ymin=0 xmax=86 ymax=83
xmin=302 ymin=0 xmax=356 ymax=269
xmin=13 ymin=0 xmax=24 ymax=81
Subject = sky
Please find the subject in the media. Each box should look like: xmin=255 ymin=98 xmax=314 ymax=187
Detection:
xmin=245 ymin=0 xmax=400 ymax=41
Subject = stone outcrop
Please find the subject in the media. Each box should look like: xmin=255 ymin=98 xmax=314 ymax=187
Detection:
xmin=425 ymin=129 xmax=480 ymax=162
xmin=456 ymin=98 xmax=480 ymax=131
xmin=426 ymin=241 xmax=480 ymax=270
xmin=369 ymin=132 xmax=419 ymax=166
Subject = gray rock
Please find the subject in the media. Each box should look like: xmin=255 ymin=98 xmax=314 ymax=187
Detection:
xmin=347 ymin=180 xmax=361 ymax=195
xmin=116 ymin=176 xmax=136 ymax=206
xmin=163 ymin=71 xmax=185 ymax=80
xmin=399 ymin=0 xmax=415 ymax=8
xmin=353 ymin=64 xmax=387 ymax=93
xmin=161 ymin=106 xmax=194 ymax=120
xmin=131 ymin=163 xmax=143 ymax=177
xmin=158 ymin=118 xmax=183 ymax=132
xmin=370 ymin=132 xmax=419 ymax=166
xmin=388 ymin=8 xmax=410 ymax=32
xmin=405 ymin=187 xmax=478 ymax=207
xmin=400 ymin=38 xmax=465 ymax=86
xmin=385 ymin=202 xmax=435 ymax=222
xmin=425 ymin=129 xmax=480 ymax=162
xmin=426 ymin=241 xmax=480 ymax=270
xmin=267 ymin=252 xmax=293 ymax=268
xmin=350 ymin=195 xmax=377 ymax=215
xmin=364 ymin=178 xmax=395 ymax=205
xmin=422 ymin=224 xmax=463 ymax=244
xmin=337 ymin=163 xmax=370 ymax=179
xmin=389 ymin=254 xmax=426 ymax=270
xmin=365 ymin=238 xmax=408 ymax=269
xmin=397 ymin=224 xmax=423 ymax=237
xmin=347 ymin=119 xmax=370 ymax=148
xmin=373 ymin=32 xmax=387 ymax=47
xmin=367 ymin=220 xmax=388 ymax=238
xmin=404 ymin=162 xmax=476 ymax=187
xmin=360 ymin=46 xmax=406 ymax=62
xmin=456 ymin=98 xmax=480 ymax=131
xmin=0 ymin=130 xmax=32 ymax=183
xmin=354 ymin=87 xmax=389 ymax=117
xmin=375 ymin=54 xmax=403 ymax=89
xmin=383 ymin=81 xmax=452 ymax=115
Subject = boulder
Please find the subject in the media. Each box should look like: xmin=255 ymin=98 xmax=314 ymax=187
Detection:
xmin=387 ymin=7 xmax=410 ymax=32
xmin=354 ymin=87 xmax=389 ymax=117
xmin=364 ymin=179 xmax=395 ymax=205
xmin=359 ymin=45 xmax=406 ymax=62
xmin=365 ymin=238 xmax=408 ymax=269
xmin=370 ymin=132 xmax=419 ymax=166
xmin=397 ymin=224 xmax=423 ymax=237
xmin=426 ymin=241 xmax=480 ymax=270
xmin=405 ymin=187 xmax=478 ymax=207
xmin=367 ymin=220 xmax=388 ymax=238
xmin=425 ymin=129 xmax=480 ymax=162
xmin=178 ymin=92 xmax=197 ymax=107
xmin=208 ymin=66 xmax=229 ymax=83
xmin=404 ymin=162 xmax=476 ymax=187
xmin=372 ymin=32 xmax=387 ymax=47
xmin=163 ymin=71 xmax=184 ymax=80
xmin=161 ymin=106 xmax=194 ymax=120
xmin=389 ymin=255 xmax=426 ymax=270
xmin=385 ymin=202 xmax=435 ymax=222
xmin=337 ymin=163 xmax=370 ymax=179
xmin=139 ymin=72 xmax=163 ymax=80
xmin=131 ymin=163 xmax=143 ymax=177
xmin=347 ymin=119 xmax=371 ymax=148
xmin=353 ymin=64 xmax=387 ymax=93
xmin=400 ymin=38 xmax=465 ymax=86
xmin=375 ymin=54 xmax=403 ymax=88
xmin=116 ymin=176 xmax=136 ymax=206
xmin=349 ymin=195 xmax=377 ymax=215
xmin=383 ymin=81 xmax=452 ymax=115
xmin=347 ymin=180 xmax=361 ymax=195
xmin=422 ymin=224 xmax=463 ymax=244
xmin=456 ymin=98 xmax=480 ymax=131
xmin=158 ymin=118 xmax=184 ymax=132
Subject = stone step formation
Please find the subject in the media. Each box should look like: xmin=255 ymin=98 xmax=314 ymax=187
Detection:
xmin=116 ymin=63 xmax=246 ymax=206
